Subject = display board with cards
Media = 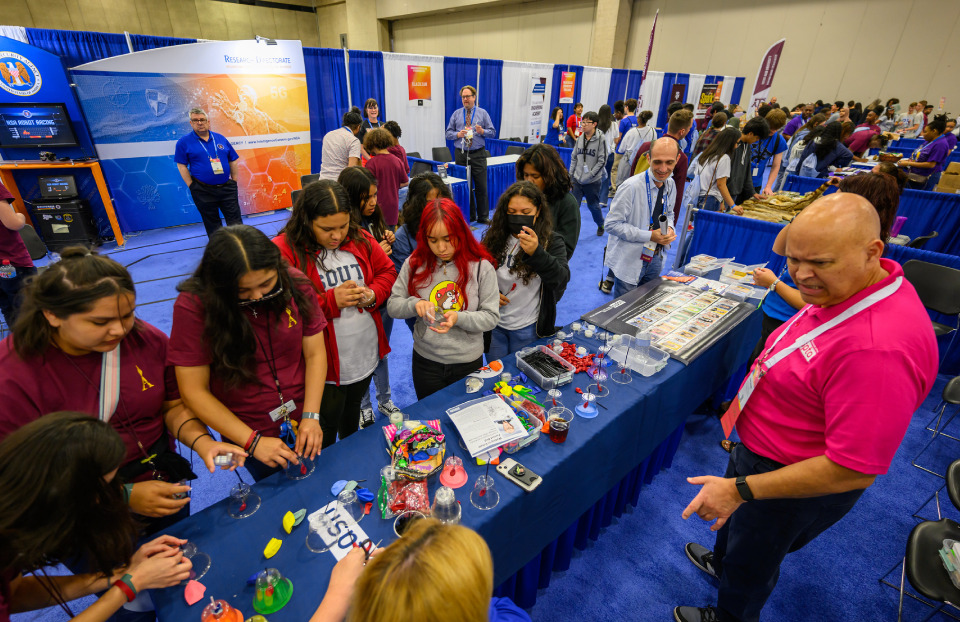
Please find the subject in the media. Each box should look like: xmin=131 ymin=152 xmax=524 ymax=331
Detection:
xmin=580 ymin=280 xmax=756 ymax=365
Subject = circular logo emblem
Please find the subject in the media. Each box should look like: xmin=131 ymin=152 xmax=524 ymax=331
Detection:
xmin=64 ymin=214 xmax=74 ymax=223
xmin=0 ymin=53 xmax=41 ymax=97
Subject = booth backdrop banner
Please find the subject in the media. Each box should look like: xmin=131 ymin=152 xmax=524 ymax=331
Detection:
xmin=529 ymin=77 xmax=546 ymax=142
xmin=697 ymin=83 xmax=718 ymax=119
xmin=0 ymin=36 xmax=113 ymax=237
xmin=502 ymin=61 xmax=553 ymax=143
xmin=559 ymin=71 xmax=576 ymax=103
xmin=747 ymin=38 xmax=785 ymax=114
xmin=637 ymin=9 xmax=658 ymax=108
xmin=71 ymin=40 xmax=310 ymax=233
xmin=638 ymin=70 xmax=663 ymax=122
xmin=408 ymin=65 xmax=432 ymax=102
xmin=579 ymin=66 xmax=612 ymax=118
xmin=383 ymin=52 xmax=445 ymax=159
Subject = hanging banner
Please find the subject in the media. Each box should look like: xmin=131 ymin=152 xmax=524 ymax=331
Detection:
xmin=696 ymin=84 xmax=718 ymax=120
xmin=636 ymin=9 xmax=659 ymax=108
xmin=669 ymin=84 xmax=686 ymax=108
xmin=529 ymin=77 xmax=547 ymax=141
xmin=747 ymin=39 xmax=785 ymax=115
xmin=559 ymin=71 xmax=576 ymax=104
xmin=407 ymin=65 xmax=432 ymax=104
xmin=70 ymin=40 xmax=310 ymax=232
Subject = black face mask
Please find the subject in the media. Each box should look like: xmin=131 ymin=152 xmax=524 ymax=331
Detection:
xmin=507 ymin=214 xmax=535 ymax=236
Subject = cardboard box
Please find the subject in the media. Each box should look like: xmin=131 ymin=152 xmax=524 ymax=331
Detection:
xmin=935 ymin=172 xmax=960 ymax=193
xmin=945 ymin=162 xmax=960 ymax=175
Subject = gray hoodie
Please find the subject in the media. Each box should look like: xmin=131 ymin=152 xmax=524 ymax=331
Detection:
xmin=568 ymin=130 xmax=608 ymax=185
xmin=387 ymin=258 xmax=500 ymax=364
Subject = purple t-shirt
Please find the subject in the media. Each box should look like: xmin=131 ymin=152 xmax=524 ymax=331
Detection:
xmin=0 ymin=181 xmax=32 ymax=268
xmin=945 ymin=132 xmax=958 ymax=152
xmin=783 ymin=115 xmax=804 ymax=137
xmin=364 ymin=153 xmax=408 ymax=226
xmin=910 ymin=135 xmax=951 ymax=176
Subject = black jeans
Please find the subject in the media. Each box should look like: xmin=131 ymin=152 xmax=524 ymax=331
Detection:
xmin=412 ymin=349 xmax=483 ymax=400
xmin=455 ymin=148 xmax=488 ymax=221
xmin=0 ymin=265 xmax=36 ymax=327
xmin=319 ymin=374 xmax=374 ymax=448
xmin=713 ymin=443 xmax=864 ymax=622
xmin=189 ymin=179 xmax=243 ymax=237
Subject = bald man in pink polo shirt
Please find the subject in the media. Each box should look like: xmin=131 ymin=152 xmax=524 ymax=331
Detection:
xmin=674 ymin=194 xmax=939 ymax=622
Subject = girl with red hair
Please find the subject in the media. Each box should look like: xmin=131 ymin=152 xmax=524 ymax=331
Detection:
xmin=387 ymin=199 xmax=499 ymax=399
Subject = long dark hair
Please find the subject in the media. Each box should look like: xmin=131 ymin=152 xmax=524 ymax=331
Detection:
xmin=407 ymin=199 xmax=495 ymax=309
xmin=178 ymin=225 xmax=317 ymax=388
xmin=838 ymin=173 xmax=900 ymax=241
xmin=550 ymin=106 xmax=563 ymax=125
xmin=280 ymin=179 xmax=368 ymax=272
xmin=514 ymin=144 xmax=571 ymax=203
xmin=809 ymin=121 xmax=843 ymax=160
xmin=598 ymin=104 xmax=614 ymax=134
xmin=698 ymin=127 xmax=740 ymax=166
xmin=399 ymin=173 xmax=453 ymax=237
xmin=0 ymin=412 xmax=137 ymax=580
xmin=13 ymin=247 xmax=138 ymax=359
xmin=797 ymin=113 xmax=827 ymax=137
xmin=339 ymin=166 xmax=385 ymax=241
xmin=481 ymin=182 xmax=554 ymax=286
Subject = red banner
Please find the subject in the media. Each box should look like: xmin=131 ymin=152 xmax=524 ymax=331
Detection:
xmin=636 ymin=9 xmax=658 ymax=107
xmin=559 ymin=71 xmax=576 ymax=104
xmin=747 ymin=39 xmax=785 ymax=115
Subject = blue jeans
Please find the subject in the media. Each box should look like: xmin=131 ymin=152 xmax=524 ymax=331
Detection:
xmin=361 ymin=308 xmax=393 ymax=414
xmin=487 ymin=322 xmax=538 ymax=364
xmin=599 ymin=153 xmax=615 ymax=206
xmin=612 ymin=254 xmax=664 ymax=298
xmin=713 ymin=443 xmax=863 ymax=622
xmin=572 ymin=179 xmax=604 ymax=228
xmin=700 ymin=195 xmax=722 ymax=212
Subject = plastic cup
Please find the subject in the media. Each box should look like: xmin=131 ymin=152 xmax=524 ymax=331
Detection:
xmin=337 ymin=489 xmax=364 ymax=525
xmin=571 ymin=322 xmax=582 ymax=335
xmin=431 ymin=486 xmax=461 ymax=524
xmin=440 ymin=456 xmax=468 ymax=488
xmin=394 ymin=510 xmax=426 ymax=536
xmin=548 ymin=409 xmax=573 ymax=443
xmin=469 ymin=474 xmax=500 ymax=510
xmin=583 ymin=329 xmax=595 ymax=339
xmin=305 ymin=514 xmax=334 ymax=553
xmin=181 ymin=542 xmax=211 ymax=581
xmin=228 ymin=482 xmax=260 ymax=519
xmin=285 ymin=455 xmax=313 ymax=480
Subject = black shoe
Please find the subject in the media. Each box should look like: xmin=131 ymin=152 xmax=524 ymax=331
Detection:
xmin=599 ymin=280 xmax=612 ymax=294
xmin=674 ymin=606 xmax=720 ymax=622
xmin=685 ymin=542 xmax=718 ymax=579
xmin=477 ymin=217 xmax=490 ymax=225
xmin=597 ymin=225 xmax=604 ymax=236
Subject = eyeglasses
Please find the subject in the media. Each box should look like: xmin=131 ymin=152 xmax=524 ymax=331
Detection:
xmin=190 ymin=119 xmax=208 ymax=124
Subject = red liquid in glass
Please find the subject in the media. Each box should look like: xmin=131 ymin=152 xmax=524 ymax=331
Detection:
xmin=548 ymin=417 xmax=569 ymax=443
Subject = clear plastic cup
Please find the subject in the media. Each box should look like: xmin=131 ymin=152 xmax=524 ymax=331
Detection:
xmin=337 ymin=489 xmax=364 ymax=525
xmin=469 ymin=474 xmax=499 ymax=510
xmin=431 ymin=486 xmax=461 ymax=524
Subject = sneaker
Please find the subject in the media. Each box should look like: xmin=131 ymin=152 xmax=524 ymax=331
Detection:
xmin=685 ymin=542 xmax=718 ymax=579
xmin=597 ymin=225 xmax=604 ymax=236
xmin=359 ymin=407 xmax=376 ymax=429
xmin=599 ymin=280 xmax=612 ymax=294
xmin=674 ymin=606 xmax=719 ymax=622
xmin=378 ymin=400 xmax=404 ymax=419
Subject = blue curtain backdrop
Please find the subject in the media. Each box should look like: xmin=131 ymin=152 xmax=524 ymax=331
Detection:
xmin=551 ymin=64 xmax=585 ymax=120
xmin=304 ymin=47 xmax=349 ymax=173
xmin=130 ymin=35 xmax=196 ymax=51
xmin=656 ymin=72 xmax=677 ymax=129
xmin=626 ymin=70 xmax=644 ymax=105
xmin=443 ymin=56 xmax=479 ymax=155
xmin=25 ymin=28 xmax=129 ymax=68
xmin=732 ymin=77 xmax=745 ymax=106
xmin=479 ymin=58 xmax=503 ymax=138
xmin=608 ymin=69 xmax=629 ymax=107
xmin=348 ymin=50 xmax=386 ymax=120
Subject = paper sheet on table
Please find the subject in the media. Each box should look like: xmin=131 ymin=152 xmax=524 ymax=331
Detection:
xmin=446 ymin=394 xmax=529 ymax=457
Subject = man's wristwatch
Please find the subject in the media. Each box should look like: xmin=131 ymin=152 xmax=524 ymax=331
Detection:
xmin=768 ymin=278 xmax=780 ymax=292
xmin=301 ymin=411 xmax=321 ymax=421
xmin=735 ymin=475 xmax=754 ymax=501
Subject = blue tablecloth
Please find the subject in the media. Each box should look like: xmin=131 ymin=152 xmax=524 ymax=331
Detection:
xmin=151 ymin=315 xmax=759 ymax=620
xmin=686 ymin=208 xmax=960 ymax=373
xmin=407 ymin=156 xmax=470 ymax=221
xmin=484 ymin=138 xmax=573 ymax=170
xmin=782 ymin=174 xmax=960 ymax=256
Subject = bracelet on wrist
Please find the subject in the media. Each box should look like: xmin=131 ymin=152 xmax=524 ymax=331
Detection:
xmin=190 ymin=432 xmax=212 ymax=453
xmin=244 ymin=430 xmax=258 ymax=451
xmin=114 ymin=574 xmax=137 ymax=602
xmin=302 ymin=411 xmax=321 ymax=421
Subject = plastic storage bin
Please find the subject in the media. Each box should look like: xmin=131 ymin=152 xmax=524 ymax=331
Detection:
xmin=609 ymin=336 xmax=670 ymax=377
xmin=516 ymin=345 xmax=576 ymax=389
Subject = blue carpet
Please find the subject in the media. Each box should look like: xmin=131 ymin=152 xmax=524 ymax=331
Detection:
xmin=12 ymin=201 xmax=959 ymax=621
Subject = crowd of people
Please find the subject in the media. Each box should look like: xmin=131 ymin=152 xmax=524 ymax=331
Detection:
xmin=0 ymin=84 xmax=951 ymax=622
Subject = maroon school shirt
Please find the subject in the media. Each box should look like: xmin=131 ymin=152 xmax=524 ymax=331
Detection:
xmin=365 ymin=153 xmax=409 ymax=227
xmin=0 ymin=181 xmax=33 ymax=268
xmin=0 ymin=321 xmax=177 ymax=467
xmin=167 ymin=271 xmax=326 ymax=437
xmin=388 ymin=144 xmax=410 ymax=176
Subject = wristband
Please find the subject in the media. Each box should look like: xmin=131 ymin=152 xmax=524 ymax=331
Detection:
xmin=768 ymin=278 xmax=780 ymax=293
xmin=735 ymin=475 xmax=754 ymax=501
xmin=301 ymin=411 xmax=321 ymax=421
xmin=122 ymin=483 xmax=134 ymax=503
xmin=114 ymin=574 xmax=137 ymax=602
xmin=244 ymin=430 xmax=258 ymax=451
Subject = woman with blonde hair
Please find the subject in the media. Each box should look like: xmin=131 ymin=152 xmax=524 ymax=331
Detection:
xmin=311 ymin=519 xmax=529 ymax=622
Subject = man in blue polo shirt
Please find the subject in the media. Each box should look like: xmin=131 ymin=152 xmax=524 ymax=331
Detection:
xmin=445 ymin=85 xmax=497 ymax=224
xmin=175 ymin=107 xmax=242 ymax=236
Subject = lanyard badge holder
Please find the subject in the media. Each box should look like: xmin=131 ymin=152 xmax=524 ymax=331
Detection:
xmin=641 ymin=172 xmax=663 ymax=263
xmin=197 ymin=134 xmax=224 ymax=175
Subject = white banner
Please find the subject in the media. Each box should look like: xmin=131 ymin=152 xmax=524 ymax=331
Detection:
xmin=502 ymin=61 xmax=554 ymax=142
xmin=638 ymin=70 xmax=664 ymax=119
xmin=579 ymin=66 xmax=612 ymax=116
xmin=383 ymin=52 xmax=445 ymax=158
xmin=529 ymin=77 xmax=547 ymax=142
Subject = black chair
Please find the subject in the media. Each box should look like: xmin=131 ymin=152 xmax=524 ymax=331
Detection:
xmin=505 ymin=145 xmax=525 ymax=156
xmin=908 ymin=231 xmax=939 ymax=249
xmin=902 ymin=260 xmax=960 ymax=339
xmin=508 ymin=137 xmax=521 ymax=142
xmin=300 ymin=173 xmax=320 ymax=188
xmin=914 ymin=379 xmax=960 ymax=478
xmin=432 ymin=147 xmax=453 ymax=163
xmin=410 ymin=161 xmax=433 ymax=177
xmin=406 ymin=151 xmax=421 ymax=159
xmin=19 ymin=224 xmax=47 ymax=261
xmin=914 ymin=457 xmax=960 ymax=521
xmin=290 ymin=189 xmax=301 ymax=209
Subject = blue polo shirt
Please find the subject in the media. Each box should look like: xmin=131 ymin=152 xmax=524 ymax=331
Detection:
xmin=174 ymin=131 xmax=239 ymax=185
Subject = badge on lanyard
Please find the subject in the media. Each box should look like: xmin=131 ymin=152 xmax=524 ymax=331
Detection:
xmin=210 ymin=157 xmax=224 ymax=175
xmin=721 ymin=363 xmax=762 ymax=437
xmin=641 ymin=241 xmax=657 ymax=262
xmin=269 ymin=399 xmax=297 ymax=422
xmin=752 ymin=167 xmax=759 ymax=177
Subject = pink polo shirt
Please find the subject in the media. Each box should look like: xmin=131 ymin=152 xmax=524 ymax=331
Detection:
xmin=736 ymin=259 xmax=938 ymax=475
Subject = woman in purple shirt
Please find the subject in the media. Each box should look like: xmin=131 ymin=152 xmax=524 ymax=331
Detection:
xmin=898 ymin=114 xmax=950 ymax=190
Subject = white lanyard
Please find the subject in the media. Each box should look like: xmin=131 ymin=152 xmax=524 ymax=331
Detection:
xmin=756 ymin=276 xmax=903 ymax=374
xmin=99 ymin=346 xmax=121 ymax=422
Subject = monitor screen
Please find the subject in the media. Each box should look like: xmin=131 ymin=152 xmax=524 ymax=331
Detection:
xmin=0 ymin=103 xmax=79 ymax=148
xmin=38 ymin=175 xmax=78 ymax=199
